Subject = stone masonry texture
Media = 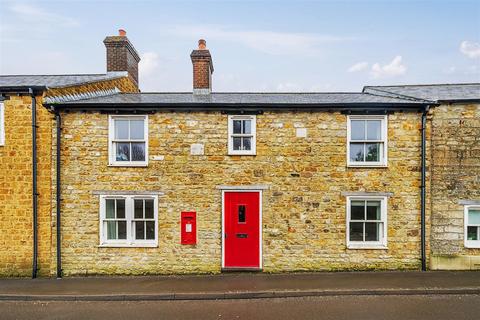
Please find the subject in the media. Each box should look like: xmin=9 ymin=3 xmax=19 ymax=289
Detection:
xmin=429 ymin=103 xmax=480 ymax=269
xmin=57 ymin=110 xmax=424 ymax=275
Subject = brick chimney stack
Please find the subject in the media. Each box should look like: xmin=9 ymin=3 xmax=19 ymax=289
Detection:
xmin=190 ymin=39 xmax=214 ymax=94
xmin=104 ymin=29 xmax=141 ymax=88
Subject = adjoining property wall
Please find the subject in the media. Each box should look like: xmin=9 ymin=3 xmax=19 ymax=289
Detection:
xmin=429 ymin=103 xmax=480 ymax=270
xmin=58 ymin=110 xmax=425 ymax=275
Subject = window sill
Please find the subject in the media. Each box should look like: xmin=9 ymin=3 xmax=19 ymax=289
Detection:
xmin=465 ymin=243 xmax=480 ymax=249
xmin=98 ymin=243 xmax=158 ymax=248
xmin=228 ymin=152 xmax=256 ymax=156
xmin=347 ymin=244 xmax=388 ymax=250
xmin=347 ymin=163 xmax=387 ymax=168
xmin=108 ymin=163 xmax=149 ymax=167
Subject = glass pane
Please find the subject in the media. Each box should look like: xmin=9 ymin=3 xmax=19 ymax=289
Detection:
xmin=131 ymin=143 xmax=145 ymax=161
xmin=365 ymin=143 xmax=380 ymax=162
xmin=146 ymin=221 xmax=155 ymax=240
xmin=233 ymin=120 xmax=242 ymax=134
xmin=135 ymin=221 xmax=145 ymax=240
xmin=243 ymin=120 xmax=251 ymax=134
xmin=349 ymin=222 xmax=363 ymax=241
xmin=116 ymin=199 xmax=125 ymax=219
xmin=242 ymin=137 xmax=251 ymax=151
xmin=351 ymin=201 xmax=365 ymax=220
xmin=367 ymin=120 xmax=381 ymax=140
xmin=134 ymin=199 xmax=143 ymax=219
xmin=118 ymin=221 xmax=127 ymax=239
xmin=351 ymin=120 xmax=365 ymax=140
xmin=233 ymin=137 xmax=242 ymax=150
xmin=145 ymin=200 xmax=154 ymax=219
xmin=105 ymin=199 xmax=115 ymax=219
xmin=114 ymin=120 xmax=129 ymax=139
xmin=130 ymin=120 xmax=144 ymax=140
xmin=107 ymin=221 xmax=117 ymax=240
xmin=238 ymin=205 xmax=246 ymax=223
xmin=468 ymin=209 xmax=480 ymax=224
xmin=366 ymin=201 xmax=381 ymax=220
xmin=365 ymin=222 xmax=380 ymax=241
xmin=467 ymin=226 xmax=478 ymax=240
xmin=350 ymin=143 xmax=364 ymax=162
xmin=116 ymin=142 xmax=130 ymax=161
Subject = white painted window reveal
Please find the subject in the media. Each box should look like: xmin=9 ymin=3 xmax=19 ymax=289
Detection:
xmin=228 ymin=115 xmax=256 ymax=155
xmin=465 ymin=205 xmax=480 ymax=248
xmin=108 ymin=115 xmax=148 ymax=166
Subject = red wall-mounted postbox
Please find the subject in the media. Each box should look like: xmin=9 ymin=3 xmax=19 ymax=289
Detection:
xmin=181 ymin=211 xmax=196 ymax=245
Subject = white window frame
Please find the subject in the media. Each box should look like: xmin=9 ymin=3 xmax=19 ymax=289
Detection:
xmin=347 ymin=115 xmax=388 ymax=167
xmin=464 ymin=205 xmax=480 ymax=248
xmin=228 ymin=115 xmax=256 ymax=155
xmin=346 ymin=196 xmax=388 ymax=249
xmin=99 ymin=194 xmax=158 ymax=247
xmin=0 ymin=102 xmax=4 ymax=146
xmin=108 ymin=115 xmax=148 ymax=166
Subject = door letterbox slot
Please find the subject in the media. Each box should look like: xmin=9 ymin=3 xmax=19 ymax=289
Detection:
xmin=236 ymin=233 xmax=248 ymax=238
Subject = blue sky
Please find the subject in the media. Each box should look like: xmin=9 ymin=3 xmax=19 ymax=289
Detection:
xmin=1 ymin=0 xmax=479 ymax=92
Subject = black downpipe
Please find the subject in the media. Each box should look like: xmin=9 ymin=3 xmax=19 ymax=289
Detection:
xmin=55 ymin=111 xmax=62 ymax=278
xmin=30 ymin=89 xmax=38 ymax=279
xmin=420 ymin=106 xmax=429 ymax=271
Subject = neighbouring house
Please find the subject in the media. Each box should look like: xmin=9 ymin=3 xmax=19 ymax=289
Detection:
xmin=0 ymin=31 xmax=478 ymax=277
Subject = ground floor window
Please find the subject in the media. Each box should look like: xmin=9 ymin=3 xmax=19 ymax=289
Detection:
xmin=99 ymin=194 xmax=158 ymax=247
xmin=346 ymin=196 xmax=387 ymax=249
xmin=465 ymin=205 xmax=480 ymax=248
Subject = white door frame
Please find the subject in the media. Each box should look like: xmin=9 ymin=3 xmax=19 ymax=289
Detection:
xmin=221 ymin=190 xmax=263 ymax=269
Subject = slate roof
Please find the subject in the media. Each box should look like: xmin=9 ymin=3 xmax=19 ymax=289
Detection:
xmin=0 ymin=72 xmax=128 ymax=89
xmin=363 ymin=83 xmax=480 ymax=102
xmin=52 ymin=92 xmax=428 ymax=108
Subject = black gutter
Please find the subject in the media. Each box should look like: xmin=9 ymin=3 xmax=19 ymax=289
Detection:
xmin=55 ymin=111 xmax=62 ymax=278
xmin=30 ymin=88 xmax=38 ymax=279
xmin=420 ymin=105 xmax=429 ymax=271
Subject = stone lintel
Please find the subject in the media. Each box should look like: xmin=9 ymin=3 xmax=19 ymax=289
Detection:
xmin=92 ymin=190 xmax=164 ymax=196
xmin=216 ymin=185 xmax=270 ymax=190
xmin=341 ymin=191 xmax=393 ymax=197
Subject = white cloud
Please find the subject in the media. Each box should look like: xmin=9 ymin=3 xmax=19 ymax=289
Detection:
xmin=460 ymin=41 xmax=480 ymax=59
xmin=139 ymin=52 xmax=160 ymax=77
xmin=370 ymin=56 xmax=406 ymax=79
xmin=10 ymin=3 xmax=79 ymax=27
xmin=168 ymin=25 xmax=355 ymax=56
xmin=348 ymin=62 xmax=369 ymax=72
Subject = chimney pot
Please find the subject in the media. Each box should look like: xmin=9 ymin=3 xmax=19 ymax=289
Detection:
xmin=119 ymin=29 xmax=127 ymax=36
xmin=198 ymin=39 xmax=207 ymax=50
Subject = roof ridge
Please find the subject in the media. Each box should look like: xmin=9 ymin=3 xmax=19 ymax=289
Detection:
xmin=364 ymin=88 xmax=435 ymax=104
xmin=0 ymin=73 xmax=114 ymax=77
xmin=116 ymin=92 xmax=367 ymax=95
xmin=364 ymin=83 xmax=480 ymax=88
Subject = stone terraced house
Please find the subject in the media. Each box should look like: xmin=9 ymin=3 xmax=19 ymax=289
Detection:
xmin=0 ymin=31 xmax=479 ymax=277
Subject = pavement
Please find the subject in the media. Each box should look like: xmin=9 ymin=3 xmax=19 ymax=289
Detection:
xmin=0 ymin=271 xmax=479 ymax=301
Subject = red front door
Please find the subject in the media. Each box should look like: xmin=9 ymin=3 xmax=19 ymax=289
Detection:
xmin=224 ymin=192 xmax=261 ymax=268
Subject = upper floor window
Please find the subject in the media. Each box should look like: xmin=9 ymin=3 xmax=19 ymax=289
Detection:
xmin=228 ymin=115 xmax=256 ymax=155
xmin=108 ymin=115 xmax=148 ymax=166
xmin=99 ymin=194 xmax=158 ymax=247
xmin=465 ymin=205 xmax=480 ymax=248
xmin=0 ymin=102 xmax=4 ymax=146
xmin=346 ymin=196 xmax=388 ymax=249
xmin=347 ymin=115 xmax=387 ymax=167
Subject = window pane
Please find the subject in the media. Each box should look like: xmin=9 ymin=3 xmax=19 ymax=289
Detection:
xmin=467 ymin=226 xmax=478 ymax=240
xmin=105 ymin=199 xmax=115 ymax=219
xmin=365 ymin=222 xmax=380 ymax=241
xmin=118 ymin=221 xmax=127 ymax=239
xmin=351 ymin=201 xmax=365 ymax=220
xmin=238 ymin=205 xmax=246 ymax=223
xmin=233 ymin=120 xmax=242 ymax=134
xmin=365 ymin=143 xmax=380 ymax=162
xmin=242 ymin=137 xmax=252 ymax=150
xmin=351 ymin=120 xmax=365 ymax=140
xmin=233 ymin=137 xmax=242 ymax=150
xmin=145 ymin=200 xmax=154 ymax=219
xmin=130 ymin=120 xmax=145 ymax=140
xmin=243 ymin=120 xmax=251 ymax=134
xmin=114 ymin=120 xmax=129 ymax=139
xmin=468 ymin=209 xmax=480 ymax=224
xmin=131 ymin=142 xmax=145 ymax=161
xmin=107 ymin=221 xmax=117 ymax=240
xmin=350 ymin=143 xmax=364 ymax=162
xmin=146 ymin=221 xmax=155 ymax=240
xmin=366 ymin=201 xmax=381 ymax=220
xmin=135 ymin=221 xmax=145 ymax=240
xmin=134 ymin=199 xmax=143 ymax=219
xmin=116 ymin=199 xmax=125 ymax=219
xmin=367 ymin=120 xmax=381 ymax=140
xmin=349 ymin=222 xmax=363 ymax=241
xmin=116 ymin=142 xmax=130 ymax=161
